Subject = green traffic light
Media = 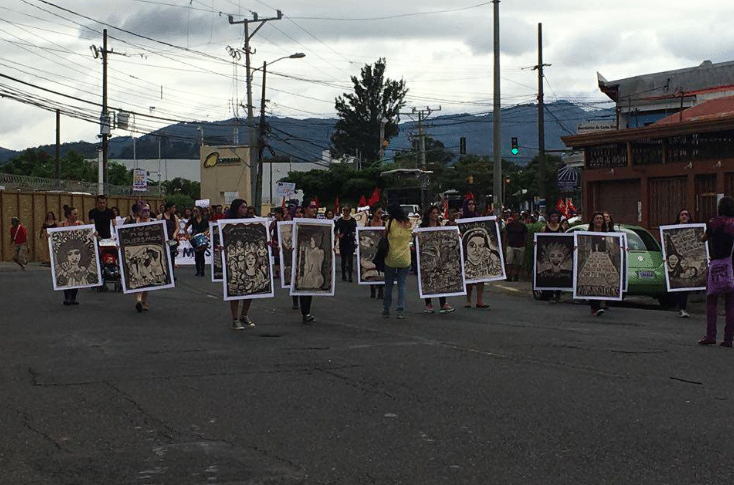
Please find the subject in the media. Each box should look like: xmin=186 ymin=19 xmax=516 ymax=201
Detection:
xmin=511 ymin=148 xmax=519 ymax=155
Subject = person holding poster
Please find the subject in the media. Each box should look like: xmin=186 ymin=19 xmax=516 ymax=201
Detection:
xmin=130 ymin=204 xmax=154 ymax=311
xmin=541 ymin=210 xmax=565 ymax=304
xmin=56 ymin=205 xmax=87 ymax=305
xmin=587 ymin=212 xmax=609 ymax=317
xmin=699 ymin=197 xmax=734 ymax=346
xmin=459 ymin=198 xmax=488 ymax=309
xmin=222 ymin=199 xmax=256 ymax=330
xmin=419 ymin=206 xmax=455 ymax=314
xmin=671 ymin=209 xmax=694 ymax=318
xmin=184 ymin=207 xmax=209 ymax=277
xmin=382 ymin=204 xmax=413 ymax=319
xmin=335 ymin=205 xmax=357 ymax=282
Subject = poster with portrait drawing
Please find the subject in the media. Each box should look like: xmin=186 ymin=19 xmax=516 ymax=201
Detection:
xmin=291 ymin=220 xmax=335 ymax=296
xmin=356 ymin=226 xmax=385 ymax=285
xmin=457 ymin=216 xmax=506 ymax=283
xmin=533 ymin=233 xmax=574 ymax=291
xmin=277 ymin=221 xmax=294 ymax=289
xmin=660 ymin=223 xmax=708 ymax=292
xmin=415 ymin=226 xmax=467 ymax=299
xmin=573 ymin=231 xmax=624 ymax=301
xmin=116 ymin=220 xmax=175 ymax=294
xmin=47 ymin=224 xmax=102 ymax=290
xmin=209 ymin=222 xmax=223 ymax=282
xmin=218 ymin=219 xmax=274 ymax=300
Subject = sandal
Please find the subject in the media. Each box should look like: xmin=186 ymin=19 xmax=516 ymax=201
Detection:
xmin=475 ymin=303 xmax=489 ymax=309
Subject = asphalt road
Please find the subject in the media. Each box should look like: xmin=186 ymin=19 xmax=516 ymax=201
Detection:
xmin=1 ymin=262 xmax=732 ymax=485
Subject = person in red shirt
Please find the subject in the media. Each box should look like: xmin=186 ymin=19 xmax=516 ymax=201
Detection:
xmin=10 ymin=217 xmax=28 ymax=271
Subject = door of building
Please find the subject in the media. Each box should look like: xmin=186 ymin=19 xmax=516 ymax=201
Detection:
xmin=695 ymin=174 xmax=717 ymax=224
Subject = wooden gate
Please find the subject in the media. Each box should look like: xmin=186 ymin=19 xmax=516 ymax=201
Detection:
xmin=648 ymin=177 xmax=686 ymax=231
xmin=695 ymin=174 xmax=717 ymax=223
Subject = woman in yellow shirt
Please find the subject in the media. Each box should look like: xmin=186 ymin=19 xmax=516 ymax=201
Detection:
xmin=383 ymin=204 xmax=414 ymax=319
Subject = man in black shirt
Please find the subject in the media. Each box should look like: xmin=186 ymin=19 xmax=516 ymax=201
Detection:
xmin=88 ymin=195 xmax=116 ymax=239
xmin=335 ymin=205 xmax=357 ymax=282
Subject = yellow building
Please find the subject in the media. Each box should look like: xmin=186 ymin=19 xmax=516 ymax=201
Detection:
xmin=199 ymin=145 xmax=252 ymax=206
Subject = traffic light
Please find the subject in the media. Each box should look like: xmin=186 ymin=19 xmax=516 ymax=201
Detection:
xmin=511 ymin=137 xmax=519 ymax=155
xmin=460 ymin=137 xmax=466 ymax=155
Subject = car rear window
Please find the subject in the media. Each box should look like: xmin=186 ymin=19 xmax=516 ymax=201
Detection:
xmin=626 ymin=228 xmax=660 ymax=251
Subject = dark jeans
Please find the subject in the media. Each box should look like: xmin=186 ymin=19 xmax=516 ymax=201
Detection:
xmin=299 ymin=296 xmax=313 ymax=316
xmin=591 ymin=300 xmax=604 ymax=311
xmin=706 ymin=293 xmax=734 ymax=343
xmin=194 ymin=250 xmax=205 ymax=275
xmin=63 ymin=289 xmax=78 ymax=302
xmin=677 ymin=291 xmax=689 ymax=311
xmin=340 ymin=251 xmax=354 ymax=277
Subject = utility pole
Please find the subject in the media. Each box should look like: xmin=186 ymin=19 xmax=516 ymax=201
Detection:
xmin=492 ymin=0 xmax=502 ymax=215
xmin=228 ymin=10 xmax=283 ymax=213
xmin=55 ymin=109 xmax=60 ymax=180
xmin=259 ymin=60 xmax=268 ymax=208
xmin=533 ymin=23 xmax=551 ymax=210
xmin=405 ymin=106 xmax=441 ymax=169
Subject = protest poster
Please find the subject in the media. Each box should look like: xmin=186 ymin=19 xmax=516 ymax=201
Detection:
xmin=533 ymin=233 xmax=574 ymax=291
xmin=573 ymin=231 xmax=624 ymax=301
xmin=47 ymin=224 xmax=102 ymax=290
xmin=291 ymin=220 xmax=335 ymax=296
xmin=660 ymin=223 xmax=708 ymax=292
xmin=219 ymin=219 xmax=274 ymax=300
xmin=116 ymin=220 xmax=175 ymax=294
xmin=356 ymin=226 xmax=385 ymax=285
xmin=457 ymin=216 xmax=506 ymax=283
xmin=415 ymin=226 xmax=466 ymax=299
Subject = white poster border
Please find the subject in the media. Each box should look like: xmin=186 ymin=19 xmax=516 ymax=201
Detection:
xmin=218 ymin=218 xmax=275 ymax=301
xmin=47 ymin=224 xmax=102 ymax=291
xmin=276 ymin=221 xmax=294 ymax=289
xmin=415 ymin=226 xmax=467 ymax=299
xmin=290 ymin=219 xmax=336 ymax=297
xmin=659 ymin=223 xmax=709 ymax=292
xmin=457 ymin=216 xmax=506 ymax=283
xmin=355 ymin=226 xmax=385 ymax=286
xmin=115 ymin=219 xmax=176 ymax=294
xmin=532 ymin=232 xmax=574 ymax=292
xmin=572 ymin=230 xmax=625 ymax=301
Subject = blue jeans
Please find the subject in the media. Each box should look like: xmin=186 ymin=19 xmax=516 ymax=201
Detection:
xmin=383 ymin=265 xmax=410 ymax=314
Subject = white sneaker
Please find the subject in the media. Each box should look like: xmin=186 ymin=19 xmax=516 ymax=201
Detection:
xmin=679 ymin=310 xmax=690 ymax=318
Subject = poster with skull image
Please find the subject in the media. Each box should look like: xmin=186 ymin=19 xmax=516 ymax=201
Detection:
xmin=47 ymin=224 xmax=102 ymax=290
xmin=456 ymin=216 xmax=506 ymax=283
xmin=533 ymin=233 xmax=574 ymax=291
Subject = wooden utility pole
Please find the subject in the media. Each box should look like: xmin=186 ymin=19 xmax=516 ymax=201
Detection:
xmin=534 ymin=23 xmax=551 ymax=209
xmin=55 ymin=109 xmax=60 ymax=180
xmin=492 ymin=0 xmax=502 ymax=214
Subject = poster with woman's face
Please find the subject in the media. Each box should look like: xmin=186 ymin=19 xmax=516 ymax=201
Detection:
xmin=47 ymin=224 xmax=102 ymax=290
xmin=660 ymin=223 xmax=708 ymax=292
xmin=533 ymin=233 xmax=574 ymax=291
xmin=291 ymin=220 xmax=335 ymax=296
xmin=415 ymin=227 xmax=467 ymax=299
xmin=456 ymin=217 xmax=505 ymax=283
xmin=573 ymin=231 xmax=624 ymax=301
xmin=218 ymin=219 xmax=274 ymax=300
xmin=116 ymin=220 xmax=175 ymax=294
xmin=209 ymin=222 xmax=223 ymax=282
xmin=277 ymin=221 xmax=294 ymax=289
xmin=356 ymin=226 xmax=385 ymax=285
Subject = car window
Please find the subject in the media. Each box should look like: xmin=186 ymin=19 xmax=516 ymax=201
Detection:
xmin=627 ymin=228 xmax=660 ymax=251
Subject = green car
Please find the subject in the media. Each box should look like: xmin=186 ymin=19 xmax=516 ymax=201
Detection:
xmin=564 ymin=224 xmax=672 ymax=307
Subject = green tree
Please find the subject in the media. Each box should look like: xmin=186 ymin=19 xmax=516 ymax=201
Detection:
xmin=162 ymin=177 xmax=201 ymax=200
xmin=331 ymin=58 xmax=408 ymax=166
xmin=393 ymin=137 xmax=455 ymax=169
xmin=279 ymin=164 xmax=384 ymax=207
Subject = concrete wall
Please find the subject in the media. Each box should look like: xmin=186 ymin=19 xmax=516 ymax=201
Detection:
xmin=0 ymin=191 xmax=162 ymax=263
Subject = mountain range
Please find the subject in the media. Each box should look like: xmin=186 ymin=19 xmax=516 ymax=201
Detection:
xmin=0 ymin=100 xmax=614 ymax=168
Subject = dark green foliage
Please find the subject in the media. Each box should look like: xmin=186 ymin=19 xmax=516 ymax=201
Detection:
xmin=331 ymin=59 xmax=408 ymax=166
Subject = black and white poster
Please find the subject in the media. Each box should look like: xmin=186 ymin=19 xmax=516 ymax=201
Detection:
xmin=116 ymin=220 xmax=175 ymax=294
xmin=660 ymin=223 xmax=708 ymax=292
xmin=277 ymin=221 xmax=294 ymax=289
xmin=218 ymin=219 xmax=274 ymax=301
xmin=456 ymin=216 xmax=506 ymax=283
xmin=291 ymin=220 xmax=335 ymax=296
xmin=356 ymin=226 xmax=385 ymax=285
xmin=415 ymin=226 xmax=466 ymax=299
xmin=47 ymin=224 xmax=102 ymax=290
xmin=573 ymin=231 xmax=625 ymax=301
xmin=209 ymin=221 xmax=223 ymax=282
xmin=533 ymin=233 xmax=574 ymax=291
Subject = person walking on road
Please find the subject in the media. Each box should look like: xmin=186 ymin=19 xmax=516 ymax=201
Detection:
xmin=297 ymin=200 xmax=321 ymax=324
xmin=58 ymin=205 xmax=85 ymax=306
xmin=224 ymin=199 xmax=256 ymax=330
xmin=367 ymin=206 xmax=385 ymax=300
xmin=335 ymin=205 xmax=357 ymax=282
xmin=88 ymin=195 xmax=115 ymax=239
xmin=699 ymin=197 xmax=734 ymax=346
xmin=587 ymin=211 xmax=609 ymax=317
xmin=541 ymin=209 xmax=565 ymax=304
xmin=184 ymin=207 xmax=209 ymax=277
xmin=158 ymin=202 xmax=180 ymax=277
xmin=671 ymin=209 xmax=694 ymax=318
xmin=10 ymin=217 xmax=28 ymax=271
xmin=132 ymin=204 xmax=154 ymax=313
xmin=505 ymin=211 xmax=528 ymax=282
xmin=420 ymin=205 xmax=455 ymax=314
xmin=460 ymin=198 xmax=488 ymax=309
xmin=382 ymin=204 xmax=413 ymax=319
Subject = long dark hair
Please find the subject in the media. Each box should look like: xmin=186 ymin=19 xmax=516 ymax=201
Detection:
xmin=461 ymin=198 xmax=478 ymax=218
xmin=420 ymin=205 xmax=440 ymax=228
xmin=675 ymin=209 xmax=692 ymax=224
xmin=386 ymin=203 xmax=408 ymax=223
xmin=718 ymin=197 xmax=734 ymax=217
xmin=229 ymin=199 xmax=247 ymax=219
xmin=587 ymin=211 xmax=607 ymax=232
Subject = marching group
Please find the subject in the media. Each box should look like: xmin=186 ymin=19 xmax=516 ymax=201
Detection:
xmin=11 ymin=192 xmax=734 ymax=347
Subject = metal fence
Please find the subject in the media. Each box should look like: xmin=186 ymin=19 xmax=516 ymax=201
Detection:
xmin=0 ymin=173 xmax=165 ymax=197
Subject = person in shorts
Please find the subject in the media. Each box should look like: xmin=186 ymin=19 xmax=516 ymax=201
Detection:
xmin=504 ymin=211 xmax=528 ymax=281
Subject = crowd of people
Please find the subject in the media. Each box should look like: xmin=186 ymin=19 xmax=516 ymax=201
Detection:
xmin=13 ymin=193 xmax=734 ymax=347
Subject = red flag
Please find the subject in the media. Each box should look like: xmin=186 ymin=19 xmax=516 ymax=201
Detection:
xmin=464 ymin=191 xmax=475 ymax=201
xmin=556 ymin=198 xmax=568 ymax=218
xmin=367 ymin=188 xmax=380 ymax=206
xmin=281 ymin=197 xmax=286 ymax=210
xmin=358 ymin=195 xmax=367 ymax=207
xmin=566 ymin=198 xmax=577 ymax=215
xmin=334 ymin=197 xmax=340 ymax=213
xmin=443 ymin=198 xmax=449 ymax=219
xmin=314 ymin=196 xmax=320 ymax=208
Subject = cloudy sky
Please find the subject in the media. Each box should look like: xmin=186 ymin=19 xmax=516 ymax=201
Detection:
xmin=1 ymin=0 xmax=733 ymax=152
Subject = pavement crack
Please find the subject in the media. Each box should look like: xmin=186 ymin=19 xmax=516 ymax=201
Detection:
xmin=669 ymin=376 xmax=704 ymax=385
xmin=314 ymin=367 xmax=396 ymax=400
xmin=103 ymin=381 xmax=179 ymax=440
xmin=6 ymin=405 xmax=63 ymax=451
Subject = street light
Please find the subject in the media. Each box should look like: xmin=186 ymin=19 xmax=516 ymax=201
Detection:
xmin=253 ymin=52 xmax=305 ymax=214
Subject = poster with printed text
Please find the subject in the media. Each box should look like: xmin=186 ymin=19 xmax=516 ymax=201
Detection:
xmin=47 ymin=224 xmax=102 ymax=291
xmin=660 ymin=223 xmax=708 ymax=292
xmin=573 ymin=231 xmax=624 ymax=301
xmin=533 ymin=233 xmax=574 ymax=291
xmin=356 ymin=226 xmax=385 ymax=285
xmin=457 ymin=216 xmax=506 ymax=283
xmin=210 ymin=222 xmax=223 ymax=282
xmin=277 ymin=221 xmax=294 ymax=288
xmin=291 ymin=220 xmax=335 ymax=296
xmin=415 ymin=226 xmax=467 ymax=299
xmin=219 ymin=219 xmax=274 ymax=301
xmin=116 ymin=220 xmax=175 ymax=294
